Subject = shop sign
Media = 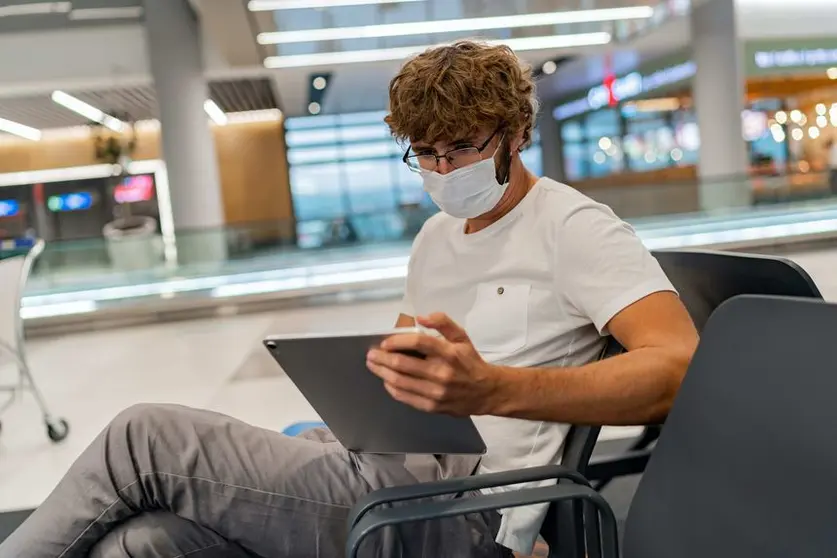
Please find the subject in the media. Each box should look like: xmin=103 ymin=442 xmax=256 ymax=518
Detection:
xmin=754 ymin=48 xmax=837 ymax=69
xmin=554 ymin=61 xmax=696 ymax=121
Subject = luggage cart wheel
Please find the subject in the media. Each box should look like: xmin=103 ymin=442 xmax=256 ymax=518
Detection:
xmin=46 ymin=418 xmax=69 ymax=443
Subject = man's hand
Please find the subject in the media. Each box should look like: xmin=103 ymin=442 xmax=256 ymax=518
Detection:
xmin=366 ymin=313 xmax=500 ymax=416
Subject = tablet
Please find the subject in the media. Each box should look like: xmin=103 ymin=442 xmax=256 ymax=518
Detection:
xmin=264 ymin=328 xmax=486 ymax=455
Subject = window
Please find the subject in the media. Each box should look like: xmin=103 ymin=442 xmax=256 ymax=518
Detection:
xmin=286 ymin=111 xmax=410 ymax=246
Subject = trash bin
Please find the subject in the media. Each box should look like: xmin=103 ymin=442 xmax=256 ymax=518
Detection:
xmin=103 ymin=216 xmax=162 ymax=271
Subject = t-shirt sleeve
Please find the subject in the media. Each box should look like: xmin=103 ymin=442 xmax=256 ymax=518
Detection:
xmin=400 ymin=220 xmax=429 ymax=318
xmin=556 ymin=204 xmax=676 ymax=334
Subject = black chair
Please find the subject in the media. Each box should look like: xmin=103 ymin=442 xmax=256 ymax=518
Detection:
xmin=350 ymin=295 xmax=837 ymax=557
xmin=588 ymin=249 xmax=822 ymax=490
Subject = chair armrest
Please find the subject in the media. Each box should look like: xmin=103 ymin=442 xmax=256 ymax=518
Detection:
xmin=348 ymin=463 xmax=590 ymax=529
xmin=586 ymin=449 xmax=651 ymax=482
xmin=345 ymin=483 xmax=619 ymax=558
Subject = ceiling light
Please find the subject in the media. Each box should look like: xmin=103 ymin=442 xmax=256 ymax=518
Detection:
xmin=265 ymin=32 xmax=611 ymax=69
xmin=818 ymin=115 xmax=828 ymax=128
xmin=790 ymin=109 xmax=803 ymax=123
xmin=542 ymin=60 xmax=558 ymax=75
xmin=0 ymin=2 xmax=70 ymax=17
xmin=808 ymin=126 xmax=820 ymax=139
xmin=258 ymin=6 xmax=651 ymax=44
xmin=248 ymin=0 xmax=423 ymax=10
xmin=791 ymin=128 xmax=804 ymax=141
xmin=204 ymin=100 xmax=228 ymax=126
xmin=816 ymin=103 xmax=827 ymax=115
xmin=69 ymin=7 xmax=143 ymax=20
xmin=312 ymin=76 xmax=328 ymax=90
xmin=775 ymin=111 xmax=787 ymax=124
xmin=828 ymin=67 xmax=837 ymax=80
xmin=51 ymin=91 xmax=125 ymax=132
xmin=308 ymin=102 xmax=322 ymax=115
xmin=0 ymin=117 xmax=41 ymax=141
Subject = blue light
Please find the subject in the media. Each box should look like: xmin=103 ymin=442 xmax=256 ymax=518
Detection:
xmin=47 ymin=192 xmax=94 ymax=212
xmin=0 ymin=199 xmax=19 ymax=218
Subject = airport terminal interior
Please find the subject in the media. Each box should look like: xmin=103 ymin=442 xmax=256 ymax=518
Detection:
xmin=2 ymin=0 xmax=837 ymax=556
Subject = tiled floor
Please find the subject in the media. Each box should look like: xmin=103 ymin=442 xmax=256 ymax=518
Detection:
xmin=1 ymin=247 xmax=835 ymax=517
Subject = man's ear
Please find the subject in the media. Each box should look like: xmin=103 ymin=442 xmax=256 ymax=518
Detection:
xmin=509 ymin=129 xmax=526 ymax=153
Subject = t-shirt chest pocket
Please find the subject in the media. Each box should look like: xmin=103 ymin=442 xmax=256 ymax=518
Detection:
xmin=464 ymin=283 xmax=531 ymax=355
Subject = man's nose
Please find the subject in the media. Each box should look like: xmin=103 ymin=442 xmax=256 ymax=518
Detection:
xmin=436 ymin=157 xmax=455 ymax=175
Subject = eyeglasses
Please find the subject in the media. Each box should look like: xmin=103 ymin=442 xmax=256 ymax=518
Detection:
xmin=403 ymin=129 xmax=501 ymax=173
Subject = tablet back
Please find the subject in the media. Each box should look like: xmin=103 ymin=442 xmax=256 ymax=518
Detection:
xmin=264 ymin=332 xmax=486 ymax=455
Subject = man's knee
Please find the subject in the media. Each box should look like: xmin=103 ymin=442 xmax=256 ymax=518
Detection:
xmin=108 ymin=403 xmax=185 ymax=434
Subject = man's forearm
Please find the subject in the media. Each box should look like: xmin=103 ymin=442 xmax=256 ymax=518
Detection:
xmin=487 ymin=347 xmax=692 ymax=425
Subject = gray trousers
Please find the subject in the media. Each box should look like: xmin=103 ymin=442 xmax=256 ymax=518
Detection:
xmin=0 ymin=404 xmax=506 ymax=558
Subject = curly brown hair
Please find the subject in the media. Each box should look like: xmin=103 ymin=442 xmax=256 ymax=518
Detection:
xmin=385 ymin=40 xmax=538 ymax=149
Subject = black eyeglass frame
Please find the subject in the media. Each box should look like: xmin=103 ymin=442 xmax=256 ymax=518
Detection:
xmin=402 ymin=128 xmax=502 ymax=172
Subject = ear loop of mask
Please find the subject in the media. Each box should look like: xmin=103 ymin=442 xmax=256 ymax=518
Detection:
xmin=495 ymin=134 xmax=513 ymax=185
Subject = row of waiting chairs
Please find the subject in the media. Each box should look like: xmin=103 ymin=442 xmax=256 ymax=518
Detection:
xmin=344 ymin=249 xmax=826 ymax=557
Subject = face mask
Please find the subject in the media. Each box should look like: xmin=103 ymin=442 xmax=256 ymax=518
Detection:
xmin=419 ymin=156 xmax=509 ymax=219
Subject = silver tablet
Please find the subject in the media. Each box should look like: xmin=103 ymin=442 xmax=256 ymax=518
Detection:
xmin=263 ymin=328 xmax=486 ymax=455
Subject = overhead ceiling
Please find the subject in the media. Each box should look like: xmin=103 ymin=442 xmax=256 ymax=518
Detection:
xmin=201 ymin=0 xmax=662 ymax=117
xmin=0 ymin=78 xmax=279 ymax=129
xmin=0 ymin=0 xmax=143 ymax=33
xmin=3 ymin=0 xmax=837 ymax=128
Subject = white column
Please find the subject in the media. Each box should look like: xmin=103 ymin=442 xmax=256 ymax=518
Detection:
xmin=691 ymin=0 xmax=752 ymax=210
xmin=143 ymin=0 xmax=227 ymax=263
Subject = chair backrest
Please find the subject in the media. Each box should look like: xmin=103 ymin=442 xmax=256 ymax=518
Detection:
xmin=623 ymin=295 xmax=837 ymax=558
xmin=0 ymin=240 xmax=43 ymax=352
xmin=541 ymin=337 xmax=622 ymax=558
xmin=652 ymin=249 xmax=822 ymax=330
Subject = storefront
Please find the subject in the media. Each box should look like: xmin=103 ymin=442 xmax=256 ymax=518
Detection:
xmin=551 ymin=39 xmax=837 ymax=187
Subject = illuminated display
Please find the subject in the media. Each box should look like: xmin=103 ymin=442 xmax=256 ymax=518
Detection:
xmin=114 ymin=174 xmax=154 ymax=204
xmin=47 ymin=192 xmax=94 ymax=212
xmin=0 ymin=199 xmax=19 ymax=218
xmin=553 ymin=61 xmax=697 ymax=120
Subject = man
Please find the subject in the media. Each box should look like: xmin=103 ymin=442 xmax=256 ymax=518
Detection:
xmin=0 ymin=41 xmax=697 ymax=558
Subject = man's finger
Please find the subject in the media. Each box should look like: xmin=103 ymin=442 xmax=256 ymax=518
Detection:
xmin=379 ymin=333 xmax=452 ymax=358
xmin=367 ymin=361 xmax=444 ymax=401
xmin=416 ymin=313 xmax=470 ymax=343
xmin=384 ymin=382 xmax=439 ymax=413
xmin=366 ymin=348 xmax=432 ymax=377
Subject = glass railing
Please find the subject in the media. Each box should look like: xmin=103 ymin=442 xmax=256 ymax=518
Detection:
xmin=7 ymin=172 xmax=837 ymax=320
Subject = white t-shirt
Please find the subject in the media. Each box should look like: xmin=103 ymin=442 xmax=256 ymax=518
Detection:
xmin=401 ymin=177 xmax=675 ymax=554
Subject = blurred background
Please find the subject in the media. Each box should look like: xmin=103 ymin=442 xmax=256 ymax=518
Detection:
xmin=2 ymin=1 xmax=837 ymax=552
xmin=0 ymin=0 xmax=834 ymax=326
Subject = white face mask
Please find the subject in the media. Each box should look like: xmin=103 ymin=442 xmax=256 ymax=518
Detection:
xmin=419 ymin=157 xmax=509 ymax=219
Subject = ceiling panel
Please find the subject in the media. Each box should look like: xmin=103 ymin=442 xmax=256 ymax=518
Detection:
xmin=0 ymin=78 xmax=280 ymax=130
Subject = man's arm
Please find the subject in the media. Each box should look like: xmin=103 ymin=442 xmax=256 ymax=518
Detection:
xmin=367 ymin=291 xmax=697 ymax=426
xmin=491 ymin=291 xmax=698 ymax=425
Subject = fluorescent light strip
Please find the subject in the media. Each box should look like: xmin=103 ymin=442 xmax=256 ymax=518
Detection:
xmin=264 ymin=32 xmax=612 ymax=69
xmin=0 ymin=117 xmax=41 ymax=141
xmin=204 ymin=100 xmax=228 ymax=126
xmin=0 ymin=2 xmax=70 ymax=17
xmin=249 ymin=0 xmax=423 ymax=11
xmin=259 ymin=6 xmax=652 ymax=45
xmin=69 ymin=6 xmax=143 ymax=20
xmin=51 ymin=90 xmax=125 ymax=132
